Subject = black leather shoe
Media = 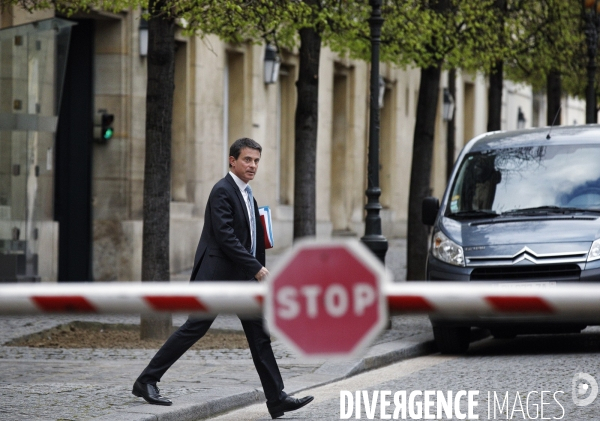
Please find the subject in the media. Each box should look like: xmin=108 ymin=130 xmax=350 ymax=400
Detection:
xmin=132 ymin=380 xmax=172 ymax=406
xmin=268 ymin=395 xmax=314 ymax=419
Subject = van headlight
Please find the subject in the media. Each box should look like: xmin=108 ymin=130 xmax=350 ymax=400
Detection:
xmin=588 ymin=239 xmax=600 ymax=262
xmin=432 ymin=231 xmax=465 ymax=266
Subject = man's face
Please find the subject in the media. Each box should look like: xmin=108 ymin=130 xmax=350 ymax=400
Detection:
xmin=229 ymin=147 xmax=261 ymax=183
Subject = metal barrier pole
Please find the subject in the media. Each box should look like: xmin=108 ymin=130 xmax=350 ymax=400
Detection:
xmin=2 ymin=282 xmax=600 ymax=320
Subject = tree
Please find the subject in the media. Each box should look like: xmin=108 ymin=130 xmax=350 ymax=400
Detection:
xmin=1 ymin=0 xmax=304 ymax=339
xmin=136 ymin=0 xmax=304 ymax=338
xmin=0 ymin=0 xmax=178 ymax=339
xmin=324 ymin=0 xmax=502 ymax=280
xmin=216 ymin=0 xmax=368 ymax=241
xmin=373 ymin=0 xmax=584 ymax=279
xmin=487 ymin=0 xmax=507 ymax=132
xmin=547 ymin=69 xmax=562 ymax=125
xmin=294 ymin=23 xmax=322 ymax=239
xmin=259 ymin=1 xmax=362 ymax=240
xmin=382 ymin=0 xmax=500 ymax=281
xmin=446 ymin=68 xmax=456 ymax=183
xmin=184 ymin=1 xmax=341 ymax=241
xmin=139 ymin=0 xmax=176 ymax=339
xmin=484 ymin=1 xmax=581 ymax=131
xmin=503 ymin=0 xmax=583 ymax=126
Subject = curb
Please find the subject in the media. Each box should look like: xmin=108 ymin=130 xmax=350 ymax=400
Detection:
xmin=90 ymin=336 xmax=436 ymax=421
xmin=93 ymin=389 xmax=264 ymax=421
xmin=96 ymin=329 xmax=490 ymax=421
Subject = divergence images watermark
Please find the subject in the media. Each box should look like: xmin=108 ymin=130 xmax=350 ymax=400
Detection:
xmin=339 ymin=373 xmax=598 ymax=420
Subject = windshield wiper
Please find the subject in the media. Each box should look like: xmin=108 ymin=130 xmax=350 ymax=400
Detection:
xmin=558 ymin=207 xmax=600 ymax=214
xmin=502 ymin=206 xmax=600 ymax=216
xmin=502 ymin=206 xmax=562 ymax=215
xmin=449 ymin=210 xmax=499 ymax=219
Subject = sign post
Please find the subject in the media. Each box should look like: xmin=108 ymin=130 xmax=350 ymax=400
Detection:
xmin=265 ymin=239 xmax=390 ymax=358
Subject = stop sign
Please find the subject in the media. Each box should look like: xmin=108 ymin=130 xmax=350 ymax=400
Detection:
xmin=265 ymin=239 xmax=390 ymax=358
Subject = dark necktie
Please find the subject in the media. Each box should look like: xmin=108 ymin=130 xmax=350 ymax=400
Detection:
xmin=245 ymin=185 xmax=256 ymax=256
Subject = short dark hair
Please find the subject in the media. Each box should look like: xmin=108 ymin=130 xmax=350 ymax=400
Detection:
xmin=229 ymin=138 xmax=262 ymax=167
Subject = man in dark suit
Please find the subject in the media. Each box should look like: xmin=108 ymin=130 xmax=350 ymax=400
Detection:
xmin=132 ymin=138 xmax=313 ymax=419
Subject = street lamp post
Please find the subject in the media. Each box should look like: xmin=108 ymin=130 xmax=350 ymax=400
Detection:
xmin=361 ymin=0 xmax=388 ymax=264
xmin=583 ymin=0 xmax=600 ymax=124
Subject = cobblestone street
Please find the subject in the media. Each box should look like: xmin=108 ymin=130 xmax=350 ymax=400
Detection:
xmin=0 ymin=239 xmax=436 ymax=421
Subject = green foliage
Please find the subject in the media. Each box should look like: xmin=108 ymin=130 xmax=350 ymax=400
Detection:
xmin=0 ymin=0 xmax=142 ymax=16
xmin=503 ymin=0 xmax=585 ymax=97
xmin=177 ymin=0 xmax=309 ymax=48
xmin=4 ymin=0 xmax=597 ymax=101
xmin=324 ymin=0 xmax=591 ymax=103
xmin=0 ymin=0 xmax=311 ymax=49
xmin=327 ymin=0 xmax=504 ymax=73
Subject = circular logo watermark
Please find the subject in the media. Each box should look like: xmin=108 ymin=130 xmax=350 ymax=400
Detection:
xmin=572 ymin=372 xmax=598 ymax=407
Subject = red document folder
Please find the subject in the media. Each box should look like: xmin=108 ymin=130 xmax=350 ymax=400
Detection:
xmin=258 ymin=206 xmax=274 ymax=249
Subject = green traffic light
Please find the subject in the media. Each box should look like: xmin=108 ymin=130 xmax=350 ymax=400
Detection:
xmin=103 ymin=128 xmax=114 ymax=140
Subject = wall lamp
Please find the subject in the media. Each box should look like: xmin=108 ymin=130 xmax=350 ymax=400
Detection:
xmin=264 ymin=44 xmax=281 ymax=84
xmin=139 ymin=16 xmax=148 ymax=57
xmin=378 ymin=76 xmax=386 ymax=109
xmin=442 ymin=88 xmax=455 ymax=121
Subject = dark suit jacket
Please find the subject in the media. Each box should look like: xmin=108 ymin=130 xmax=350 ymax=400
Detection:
xmin=190 ymin=173 xmax=265 ymax=281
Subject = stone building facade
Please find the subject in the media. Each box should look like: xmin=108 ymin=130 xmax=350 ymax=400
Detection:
xmin=0 ymin=7 xmax=588 ymax=282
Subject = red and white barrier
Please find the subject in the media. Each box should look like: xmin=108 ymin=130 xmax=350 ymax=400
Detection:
xmin=1 ymin=281 xmax=600 ymax=319
xmin=386 ymin=282 xmax=600 ymax=319
xmin=0 ymin=282 xmax=263 ymax=316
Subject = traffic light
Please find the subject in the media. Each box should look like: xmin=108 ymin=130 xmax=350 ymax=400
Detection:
xmin=94 ymin=112 xmax=114 ymax=143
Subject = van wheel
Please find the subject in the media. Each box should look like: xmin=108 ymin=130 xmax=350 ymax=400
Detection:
xmin=433 ymin=326 xmax=470 ymax=355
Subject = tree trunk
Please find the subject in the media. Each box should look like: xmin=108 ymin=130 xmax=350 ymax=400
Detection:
xmin=487 ymin=0 xmax=506 ymax=132
xmin=446 ymin=68 xmax=456 ymax=183
xmin=406 ymin=65 xmax=442 ymax=281
xmin=487 ymin=61 xmax=503 ymax=132
xmin=586 ymin=60 xmax=597 ymax=124
xmin=293 ymin=26 xmax=321 ymax=239
xmin=140 ymin=0 xmax=175 ymax=339
xmin=546 ymin=69 xmax=562 ymax=126
xmin=584 ymin=9 xmax=598 ymax=124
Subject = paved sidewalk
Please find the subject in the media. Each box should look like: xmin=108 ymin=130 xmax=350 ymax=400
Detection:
xmin=0 ymin=314 xmax=435 ymax=421
xmin=0 ymin=239 xmax=447 ymax=421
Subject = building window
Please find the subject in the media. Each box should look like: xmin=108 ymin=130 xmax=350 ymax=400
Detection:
xmin=330 ymin=65 xmax=356 ymax=234
xmin=223 ymin=51 xmax=245 ymax=173
xmin=463 ymin=82 xmax=475 ymax=143
xmin=380 ymin=80 xmax=395 ymax=208
xmin=277 ymin=65 xmax=295 ymax=205
xmin=171 ymin=40 xmax=188 ymax=201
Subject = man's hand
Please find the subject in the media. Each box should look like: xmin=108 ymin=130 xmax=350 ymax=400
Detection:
xmin=255 ymin=267 xmax=269 ymax=281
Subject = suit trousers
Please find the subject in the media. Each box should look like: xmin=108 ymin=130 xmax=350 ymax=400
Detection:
xmin=137 ymin=315 xmax=287 ymax=406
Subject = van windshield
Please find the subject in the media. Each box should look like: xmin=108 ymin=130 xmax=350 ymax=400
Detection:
xmin=448 ymin=144 xmax=600 ymax=216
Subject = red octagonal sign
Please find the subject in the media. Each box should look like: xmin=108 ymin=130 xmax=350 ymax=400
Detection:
xmin=266 ymin=239 xmax=390 ymax=358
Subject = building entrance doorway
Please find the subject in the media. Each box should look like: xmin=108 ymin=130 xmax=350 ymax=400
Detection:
xmin=54 ymin=19 xmax=94 ymax=282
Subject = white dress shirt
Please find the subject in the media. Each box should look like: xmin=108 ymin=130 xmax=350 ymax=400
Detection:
xmin=229 ymin=171 xmax=254 ymax=246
